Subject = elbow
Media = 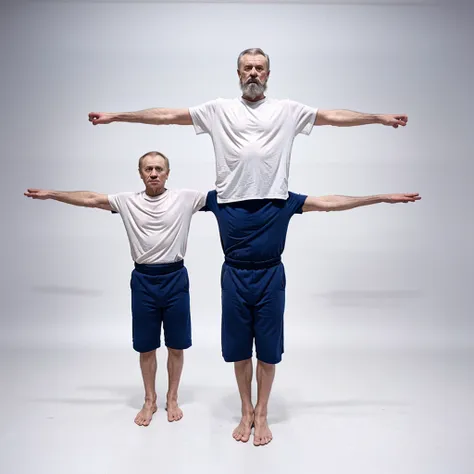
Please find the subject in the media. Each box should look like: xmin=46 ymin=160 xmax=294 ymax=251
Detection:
xmin=84 ymin=198 xmax=98 ymax=208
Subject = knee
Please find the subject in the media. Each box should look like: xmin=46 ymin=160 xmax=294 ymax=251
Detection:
xmin=139 ymin=349 xmax=156 ymax=362
xmin=167 ymin=348 xmax=183 ymax=358
xmin=235 ymin=358 xmax=252 ymax=368
xmin=257 ymin=360 xmax=275 ymax=372
xmin=140 ymin=349 xmax=156 ymax=358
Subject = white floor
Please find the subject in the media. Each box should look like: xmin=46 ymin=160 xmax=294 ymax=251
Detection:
xmin=1 ymin=314 xmax=473 ymax=474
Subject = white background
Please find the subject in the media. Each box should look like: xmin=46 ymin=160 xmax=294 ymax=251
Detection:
xmin=0 ymin=1 xmax=473 ymax=473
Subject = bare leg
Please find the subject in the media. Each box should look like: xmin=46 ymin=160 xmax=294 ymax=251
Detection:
xmin=232 ymin=358 xmax=254 ymax=442
xmin=253 ymin=360 xmax=275 ymax=446
xmin=134 ymin=350 xmax=158 ymax=426
xmin=166 ymin=348 xmax=184 ymax=422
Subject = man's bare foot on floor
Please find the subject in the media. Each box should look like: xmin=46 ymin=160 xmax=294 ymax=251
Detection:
xmin=166 ymin=399 xmax=183 ymax=422
xmin=233 ymin=413 xmax=254 ymax=443
xmin=134 ymin=401 xmax=157 ymax=426
xmin=253 ymin=413 xmax=272 ymax=446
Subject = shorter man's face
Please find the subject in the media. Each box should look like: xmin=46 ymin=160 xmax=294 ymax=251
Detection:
xmin=139 ymin=155 xmax=169 ymax=193
xmin=238 ymin=54 xmax=269 ymax=100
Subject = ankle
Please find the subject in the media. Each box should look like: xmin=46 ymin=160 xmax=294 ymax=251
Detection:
xmin=166 ymin=392 xmax=178 ymax=403
xmin=144 ymin=395 xmax=157 ymax=405
xmin=254 ymin=406 xmax=267 ymax=418
xmin=241 ymin=406 xmax=254 ymax=418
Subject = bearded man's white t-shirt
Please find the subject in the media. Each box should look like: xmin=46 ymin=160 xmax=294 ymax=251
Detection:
xmin=189 ymin=97 xmax=317 ymax=203
xmin=108 ymin=189 xmax=206 ymax=264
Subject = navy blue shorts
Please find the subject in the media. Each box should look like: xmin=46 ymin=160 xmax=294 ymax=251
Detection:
xmin=130 ymin=260 xmax=191 ymax=353
xmin=220 ymin=261 xmax=286 ymax=364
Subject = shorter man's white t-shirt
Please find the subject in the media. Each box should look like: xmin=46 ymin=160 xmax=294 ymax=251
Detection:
xmin=189 ymin=97 xmax=317 ymax=203
xmin=108 ymin=189 xmax=206 ymax=264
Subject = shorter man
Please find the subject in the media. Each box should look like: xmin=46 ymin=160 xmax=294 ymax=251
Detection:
xmin=25 ymin=151 xmax=206 ymax=426
xmin=201 ymin=190 xmax=421 ymax=446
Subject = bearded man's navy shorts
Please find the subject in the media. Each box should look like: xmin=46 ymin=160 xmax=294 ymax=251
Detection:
xmin=220 ymin=257 xmax=286 ymax=365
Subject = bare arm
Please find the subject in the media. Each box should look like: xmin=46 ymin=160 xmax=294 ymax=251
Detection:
xmin=88 ymin=108 xmax=192 ymax=126
xmin=24 ymin=189 xmax=113 ymax=211
xmin=302 ymin=193 xmax=421 ymax=212
xmin=315 ymin=109 xmax=408 ymax=128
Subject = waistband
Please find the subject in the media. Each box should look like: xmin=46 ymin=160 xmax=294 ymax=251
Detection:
xmin=134 ymin=260 xmax=184 ymax=275
xmin=224 ymin=256 xmax=281 ymax=270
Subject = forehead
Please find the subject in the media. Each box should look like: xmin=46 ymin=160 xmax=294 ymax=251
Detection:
xmin=141 ymin=155 xmax=166 ymax=168
xmin=240 ymin=54 xmax=268 ymax=69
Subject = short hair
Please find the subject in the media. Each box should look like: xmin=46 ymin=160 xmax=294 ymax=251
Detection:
xmin=237 ymin=48 xmax=270 ymax=70
xmin=138 ymin=151 xmax=170 ymax=171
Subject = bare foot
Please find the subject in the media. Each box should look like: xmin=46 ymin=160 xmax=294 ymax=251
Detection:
xmin=233 ymin=413 xmax=254 ymax=443
xmin=134 ymin=402 xmax=157 ymax=426
xmin=253 ymin=413 xmax=272 ymax=446
xmin=166 ymin=400 xmax=183 ymax=422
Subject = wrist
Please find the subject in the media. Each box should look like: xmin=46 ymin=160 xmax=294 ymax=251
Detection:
xmin=373 ymin=114 xmax=383 ymax=124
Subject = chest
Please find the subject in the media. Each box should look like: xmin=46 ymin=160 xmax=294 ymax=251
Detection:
xmin=218 ymin=103 xmax=287 ymax=136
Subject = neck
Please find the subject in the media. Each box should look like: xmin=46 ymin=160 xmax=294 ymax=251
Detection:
xmin=242 ymin=94 xmax=265 ymax=102
xmin=145 ymin=187 xmax=166 ymax=197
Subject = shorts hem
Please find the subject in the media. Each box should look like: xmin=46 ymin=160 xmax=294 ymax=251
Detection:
xmin=134 ymin=343 xmax=161 ymax=353
xmin=165 ymin=342 xmax=192 ymax=350
xmin=256 ymin=354 xmax=283 ymax=365
xmin=223 ymin=353 xmax=253 ymax=363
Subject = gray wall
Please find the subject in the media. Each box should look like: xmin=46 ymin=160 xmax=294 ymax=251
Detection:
xmin=1 ymin=1 xmax=472 ymax=349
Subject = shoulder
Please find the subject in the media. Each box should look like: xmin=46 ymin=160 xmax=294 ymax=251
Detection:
xmin=174 ymin=188 xmax=206 ymax=199
xmin=109 ymin=191 xmax=138 ymax=202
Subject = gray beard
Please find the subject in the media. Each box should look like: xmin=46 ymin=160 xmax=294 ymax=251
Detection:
xmin=240 ymin=81 xmax=266 ymax=100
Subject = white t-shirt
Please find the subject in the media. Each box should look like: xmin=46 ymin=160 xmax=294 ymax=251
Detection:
xmin=189 ymin=97 xmax=317 ymax=203
xmin=108 ymin=188 xmax=206 ymax=264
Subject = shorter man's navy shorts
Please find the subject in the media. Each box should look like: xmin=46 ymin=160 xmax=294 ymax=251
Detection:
xmin=130 ymin=260 xmax=191 ymax=353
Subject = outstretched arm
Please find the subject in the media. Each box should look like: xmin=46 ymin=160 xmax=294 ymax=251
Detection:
xmin=88 ymin=108 xmax=192 ymax=126
xmin=302 ymin=193 xmax=421 ymax=212
xmin=315 ymin=110 xmax=408 ymax=128
xmin=24 ymin=189 xmax=113 ymax=211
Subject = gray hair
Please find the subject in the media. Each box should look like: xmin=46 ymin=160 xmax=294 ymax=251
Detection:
xmin=138 ymin=151 xmax=170 ymax=171
xmin=237 ymin=48 xmax=270 ymax=70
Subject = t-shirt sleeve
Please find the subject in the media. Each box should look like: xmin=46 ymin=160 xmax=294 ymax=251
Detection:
xmin=288 ymin=100 xmax=318 ymax=136
xmin=107 ymin=193 xmax=121 ymax=214
xmin=287 ymin=192 xmax=308 ymax=215
xmin=188 ymin=99 xmax=218 ymax=135
xmin=189 ymin=190 xmax=208 ymax=213
xmin=199 ymin=190 xmax=217 ymax=213
xmin=108 ymin=192 xmax=133 ymax=215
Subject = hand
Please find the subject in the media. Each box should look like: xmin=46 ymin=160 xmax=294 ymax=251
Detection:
xmin=88 ymin=112 xmax=114 ymax=125
xmin=24 ymin=189 xmax=51 ymax=200
xmin=384 ymin=193 xmax=421 ymax=204
xmin=378 ymin=114 xmax=408 ymax=128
